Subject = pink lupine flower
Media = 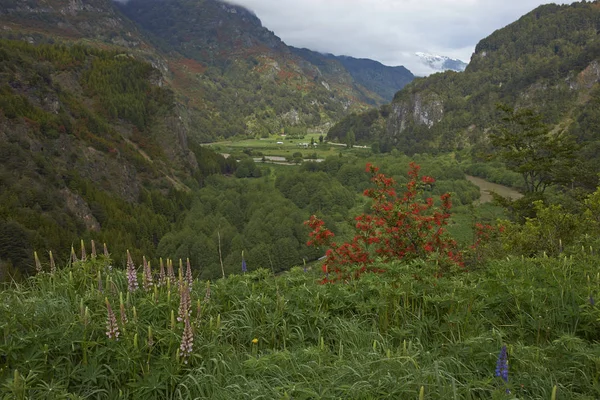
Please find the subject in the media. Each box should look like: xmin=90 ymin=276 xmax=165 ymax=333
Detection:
xmin=204 ymin=281 xmax=211 ymax=303
xmin=158 ymin=258 xmax=166 ymax=287
xmin=186 ymin=258 xmax=193 ymax=289
xmin=105 ymin=298 xmax=120 ymax=340
xmin=70 ymin=245 xmax=78 ymax=264
xmin=49 ymin=251 xmax=56 ymax=274
xmin=119 ymin=292 xmax=128 ymax=325
xmin=126 ymin=250 xmax=138 ymax=292
xmin=179 ymin=313 xmax=194 ymax=364
xmin=177 ymin=282 xmax=191 ymax=322
xmin=167 ymin=259 xmax=175 ymax=281
xmin=34 ymin=251 xmax=42 ymax=274
xmin=143 ymin=256 xmax=153 ymax=291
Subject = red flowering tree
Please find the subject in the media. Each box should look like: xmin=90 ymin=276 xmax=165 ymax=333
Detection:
xmin=305 ymin=162 xmax=464 ymax=282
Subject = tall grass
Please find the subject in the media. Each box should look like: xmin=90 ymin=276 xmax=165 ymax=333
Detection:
xmin=1 ymin=249 xmax=600 ymax=399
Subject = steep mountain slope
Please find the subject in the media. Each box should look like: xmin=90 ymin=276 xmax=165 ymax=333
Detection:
xmin=116 ymin=0 xmax=405 ymax=135
xmin=291 ymin=47 xmax=415 ymax=102
xmin=328 ymin=1 xmax=600 ymax=188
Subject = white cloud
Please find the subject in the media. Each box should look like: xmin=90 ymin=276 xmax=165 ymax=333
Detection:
xmin=227 ymin=0 xmax=571 ymax=75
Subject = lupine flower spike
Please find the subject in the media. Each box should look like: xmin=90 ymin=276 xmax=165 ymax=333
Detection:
xmin=143 ymin=256 xmax=153 ymax=291
xmin=49 ymin=251 xmax=56 ymax=274
xmin=158 ymin=258 xmax=166 ymax=287
xmin=80 ymin=239 xmax=86 ymax=261
xmin=167 ymin=258 xmax=175 ymax=281
xmin=105 ymin=298 xmax=120 ymax=340
xmin=91 ymin=240 xmax=97 ymax=258
xmin=119 ymin=292 xmax=128 ymax=325
xmin=126 ymin=250 xmax=139 ymax=292
xmin=34 ymin=251 xmax=42 ymax=274
xmin=103 ymin=243 xmax=112 ymax=270
xmin=186 ymin=258 xmax=193 ymax=289
xmin=241 ymin=251 xmax=247 ymax=273
xmin=179 ymin=312 xmax=194 ymax=364
xmin=70 ymin=245 xmax=78 ymax=264
xmin=495 ymin=345 xmax=510 ymax=393
xmin=177 ymin=282 xmax=192 ymax=322
xmin=204 ymin=280 xmax=211 ymax=303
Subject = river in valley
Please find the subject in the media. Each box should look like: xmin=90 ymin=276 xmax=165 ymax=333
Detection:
xmin=466 ymin=175 xmax=523 ymax=204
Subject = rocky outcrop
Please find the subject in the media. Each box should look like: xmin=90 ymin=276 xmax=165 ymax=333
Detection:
xmin=387 ymin=93 xmax=444 ymax=134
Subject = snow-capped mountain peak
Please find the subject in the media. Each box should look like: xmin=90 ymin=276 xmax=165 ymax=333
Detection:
xmin=415 ymin=52 xmax=467 ymax=74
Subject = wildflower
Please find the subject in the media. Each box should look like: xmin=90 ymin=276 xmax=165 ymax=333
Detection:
xmin=98 ymin=271 xmax=103 ymax=293
xmin=126 ymin=250 xmax=138 ymax=292
xmin=590 ymin=294 xmax=595 ymax=306
xmin=91 ymin=240 xmax=97 ymax=258
xmin=49 ymin=251 xmax=56 ymax=274
xmin=103 ymin=242 xmax=109 ymax=258
xmin=179 ymin=313 xmax=194 ymax=364
xmin=177 ymin=282 xmax=191 ymax=322
xmin=119 ymin=292 xmax=128 ymax=325
xmin=186 ymin=258 xmax=193 ymax=289
xmin=252 ymin=338 xmax=259 ymax=344
xmin=167 ymin=258 xmax=175 ymax=281
xmin=495 ymin=345 xmax=509 ymax=383
xmin=241 ymin=251 xmax=247 ymax=273
xmin=158 ymin=258 xmax=166 ymax=287
xmin=204 ymin=280 xmax=211 ymax=303
xmin=70 ymin=245 xmax=78 ymax=264
xmin=142 ymin=256 xmax=153 ymax=291
xmin=34 ymin=251 xmax=42 ymax=274
xmin=105 ymin=298 xmax=120 ymax=340
xmin=80 ymin=239 xmax=86 ymax=261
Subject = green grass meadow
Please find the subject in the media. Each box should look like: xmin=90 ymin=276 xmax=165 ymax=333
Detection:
xmin=2 ymin=247 xmax=600 ymax=399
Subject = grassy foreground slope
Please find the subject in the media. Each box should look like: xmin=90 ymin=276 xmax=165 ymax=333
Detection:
xmin=1 ymin=248 xmax=600 ymax=399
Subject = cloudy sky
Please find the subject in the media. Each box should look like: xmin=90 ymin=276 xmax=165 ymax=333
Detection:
xmin=227 ymin=0 xmax=570 ymax=75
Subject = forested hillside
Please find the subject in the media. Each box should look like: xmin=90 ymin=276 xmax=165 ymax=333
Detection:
xmin=328 ymin=2 xmax=600 ymax=190
xmin=0 ymin=39 xmax=235 ymax=278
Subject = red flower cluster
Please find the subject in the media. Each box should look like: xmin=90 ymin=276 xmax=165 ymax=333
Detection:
xmin=305 ymin=163 xmax=464 ymax=283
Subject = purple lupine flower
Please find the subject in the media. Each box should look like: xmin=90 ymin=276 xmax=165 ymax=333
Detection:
xmin=105 ymin=298 xmax=120 ymax=340
xmin=590 ymin=294 xmax=595 ymax=306
xmin=98 ymin=271 xmax=103 ymax=293
xmin=179 ymin=312 xmax=194 ymax=364
xmin=158 ymin=258 xmax=166 ymax=287
xmin=241 ymin=251 xmax=247 ymax=273
xmin=177 ymin=282 xmax=191 ymax=322
xmin=126 ymin=250 xmax=139 ymax=292
xmin=495 ymin=345 xmax=509 ymax=383
xmin=143 ymin=256 xmax=153 ymax=291
xmin=91 ymin=240 xmax=97 ymax=259
xmin=80 ymin=240 xmax=87 ymax=262
xmin=49 ymin=251 xmax=56 ymax=274
xmin=186 ymin=258 xmax=193 ymax=289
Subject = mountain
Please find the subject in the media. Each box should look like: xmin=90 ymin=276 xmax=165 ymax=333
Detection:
xmin=328 ymin=1 xmax=600 ymax=189
xmin=290 ymin=47 xmax=415 ymax=102
xmin=415 ymin=52 xmax=468 ymax=74
xmin=0 ymin=0 xmax=416 ymax=274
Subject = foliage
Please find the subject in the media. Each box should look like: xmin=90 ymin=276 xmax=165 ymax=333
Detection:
xmin=490 ymin=105 xmax=576 ymax=193
xmin=1 ymin=245 xmax=600 ymax=398
xmin=306 ymin=163 xmax=464 ymax=281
